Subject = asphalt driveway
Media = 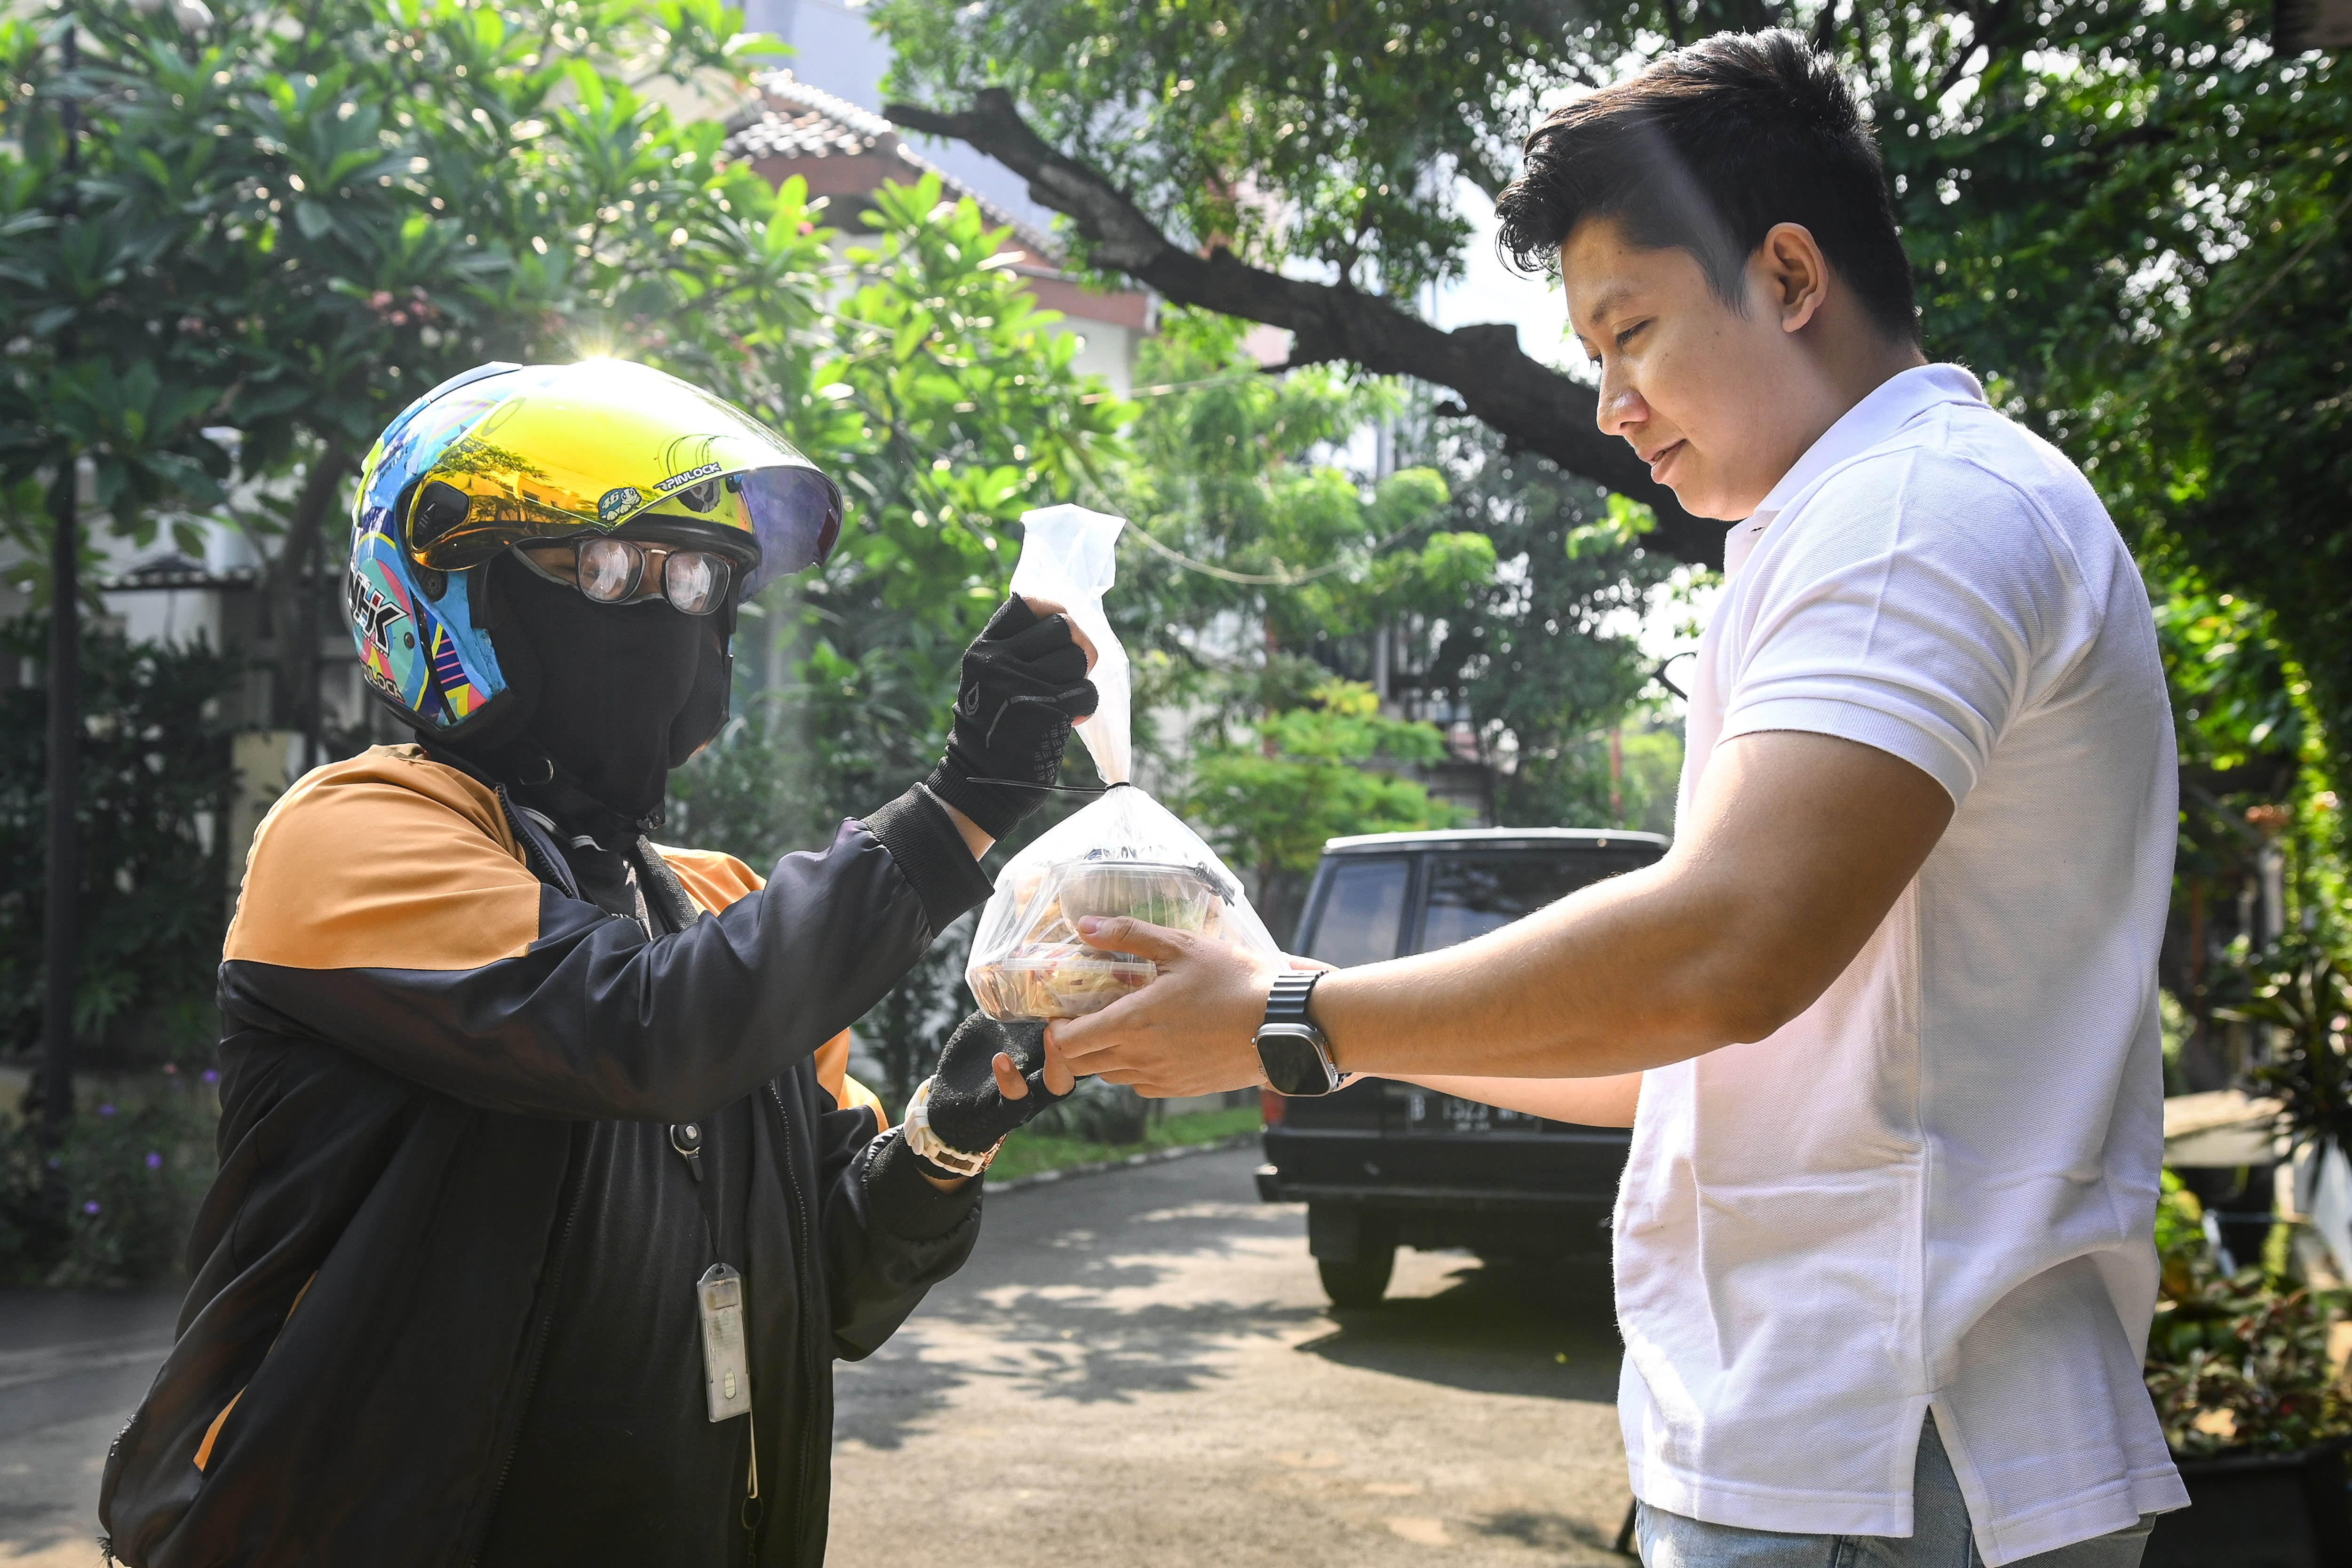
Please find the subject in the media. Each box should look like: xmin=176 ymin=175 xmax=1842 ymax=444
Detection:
xmin=0 ymin=1145 xmax=1633 ymax=1566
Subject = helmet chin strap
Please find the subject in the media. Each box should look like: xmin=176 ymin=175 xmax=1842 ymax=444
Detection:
xmin=513 ymin=751 xmax=665 ymax=851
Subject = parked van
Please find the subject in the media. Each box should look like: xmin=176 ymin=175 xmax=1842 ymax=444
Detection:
xmin=1257 ymin=828 xmax=1669 ymax=1306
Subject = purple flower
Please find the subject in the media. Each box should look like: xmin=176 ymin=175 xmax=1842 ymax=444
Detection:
xmin=145 ymin=1152 xmax=163 ymax=1169
xmin=45 ymin=1156 xmax=61 ymax=1170
xmin=82 ymin=1200 xmax=100 ymax=1215
xmin=98 ymin=1103 xmax=117 ymax=1117
xmin=202 ymin=1070 xmax=220 ymax=1084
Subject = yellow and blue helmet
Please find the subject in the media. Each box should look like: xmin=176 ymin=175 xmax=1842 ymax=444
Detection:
xmin=346 ymin=359 xmax=843 ymax=740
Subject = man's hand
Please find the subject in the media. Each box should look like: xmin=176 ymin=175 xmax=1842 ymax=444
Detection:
xmin=1046 ymin=919 xmax=1292 ymax=1097
xmin=1049 ymin=731 xmax=1954 ymax=1088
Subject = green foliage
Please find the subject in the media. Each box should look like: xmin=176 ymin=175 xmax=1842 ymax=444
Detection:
xmin=876 ymin=0 xmax=1571 ymax=299
xmin=0 ymin=1069 xmax=220 ymax=1287
xmin=1613 ymin=713 xmax=1685 ymax=838
xmin=0 ymin=0 xmax=803 ymax=509
xmin=668 ymin=179 xmax=1133 ymax=1102
xmin=2147 ymin=1171 xmax=2349 ymax=1455
xmin=881 ymin=0 xmax=2350 ymax=795
xmin=1422 ymin=428 xmax=1683 ymax=830
xmin=670 ymin=174 xmax=1129 ymax=855
xmin=1187 ymin=680 xmax=1461 ymax=931
xmin=697 ymin=174 xmax=1133 ymax=838
xmin=2158 ymin=570 xmax=2307 ymax=786
xmin=1899 ymin=0 xmax=2352 ymax=804
xmin=2226 ymin=938 xmax=2352 ymax=1158
xmin=0 ymin=619 xmax=239 ymax=1060
xmin=1026 ymin=1075 xmax=1155 ymax=1146
xmin=986 ymin=1101 xmax=1260 ymax=1186
xmin=1111 ymin=310 xmax=1482 ymax=724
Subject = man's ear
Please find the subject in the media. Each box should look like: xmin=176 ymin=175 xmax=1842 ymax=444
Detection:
xmin=1757 ymin=222 xmax=1832 ymax=334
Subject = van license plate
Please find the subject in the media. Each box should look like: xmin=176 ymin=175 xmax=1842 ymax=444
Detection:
xmin=1404 ymin=1092 xmax=1549 ymax=1135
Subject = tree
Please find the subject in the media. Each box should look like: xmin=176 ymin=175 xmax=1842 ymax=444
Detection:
xmin=0 ymin=0 xmax=825 ymax=1148
xmin=872 ymin=0 xmax=2350 ymax=789
xmin=1105 ymin=309 xmax=1486 ymax=728
xmin=1187 ymin=679 xmax=1462 ymax=935
xmin=671 ymin=174 xmax=1132 ymax=859
xmin=1408 ymin=429 xmax=1684 ymax=829
xmin=665 ymin=176 xmax=1132 ymax=1106
xmin=0 ymin=619 xmax=239 ymax=1061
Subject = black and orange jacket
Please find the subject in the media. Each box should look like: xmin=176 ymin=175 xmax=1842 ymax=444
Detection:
xmin=98 ymin=745 xmax=994 ymax=1568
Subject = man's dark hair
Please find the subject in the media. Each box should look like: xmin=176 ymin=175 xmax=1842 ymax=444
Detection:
xmin=1495 ymin=30 xmax=1918 ymax=344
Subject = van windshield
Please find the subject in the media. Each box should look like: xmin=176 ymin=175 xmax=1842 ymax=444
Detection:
xmin=1418 ymin=851 xmax=1653 ymax=952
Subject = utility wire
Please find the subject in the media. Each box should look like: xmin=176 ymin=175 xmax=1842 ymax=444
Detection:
xmin=1120 ymin=516 xmax=1431 ymax=586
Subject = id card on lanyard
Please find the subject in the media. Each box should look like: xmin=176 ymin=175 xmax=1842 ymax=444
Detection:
xmin=697 ymin=1263 xmax=753 ymax=1422
xmin=675 ymin=1123 xmax=753 ymax=1420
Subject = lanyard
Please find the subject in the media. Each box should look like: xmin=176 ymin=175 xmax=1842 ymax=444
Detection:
xmin=667 ymin=1118 xmax=725 ymax=1259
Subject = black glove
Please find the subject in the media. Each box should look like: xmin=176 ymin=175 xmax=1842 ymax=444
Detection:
xmin=923 ymin=597 xmax=1098 ymax=839
xmin=922 ymin=1012 xmax=1071 ymax=1161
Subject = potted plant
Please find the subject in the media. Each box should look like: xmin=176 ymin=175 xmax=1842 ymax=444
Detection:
xmin=2143 ymin=1161 xmax=2352 ymax=1564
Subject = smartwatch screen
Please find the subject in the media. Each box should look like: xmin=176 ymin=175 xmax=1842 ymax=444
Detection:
xmin=1258 ymin=1026 xmax=1335 ymax=1097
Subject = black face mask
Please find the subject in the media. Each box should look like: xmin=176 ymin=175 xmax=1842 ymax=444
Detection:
xmin=493 ymin=555 xmax=728 ymax=825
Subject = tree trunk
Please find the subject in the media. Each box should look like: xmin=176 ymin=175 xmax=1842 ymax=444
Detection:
xmin=279 ymin=445 xmax=354 ymax=767
xmin=40 ymin=23 xmax=82 ymax=1195
xmin=40 ymin=456 xmax=80 ymax=1174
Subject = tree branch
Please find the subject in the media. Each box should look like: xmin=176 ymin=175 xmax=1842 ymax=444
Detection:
xmin=885 ymin=89 xmax=1722 ymax=569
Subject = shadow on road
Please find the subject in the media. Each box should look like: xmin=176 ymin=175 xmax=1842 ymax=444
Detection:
xmin=831 ymin=1154 xmax=1639 ymax=1568
xmin=1471 ymin=1506 xmax=1629 ymax=1555
xmin=837 ymin=1184 xmax=1325 ymax=1450
xmin=838 ymin=1162 xmax=1626 ymax=1454
xmin=1294 ymin=1255 xmax=1622 ymax=1402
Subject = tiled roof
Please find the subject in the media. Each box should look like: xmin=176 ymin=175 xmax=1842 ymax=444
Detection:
xmin=726 ymin=73 xmax=897 ymax=162
xmin=726 ymin=71 xmax=1060 ymax=261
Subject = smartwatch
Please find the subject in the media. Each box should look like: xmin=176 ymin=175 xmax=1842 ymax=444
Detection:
xmin=1255 ymin=971 xmax=1343 ymax=1097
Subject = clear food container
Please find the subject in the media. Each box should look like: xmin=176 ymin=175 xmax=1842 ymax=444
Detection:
xmin=968 ymin=943 xmax=1159 ymax=1021
xmin=1054 ymin=860 xmax=1226 ymax=933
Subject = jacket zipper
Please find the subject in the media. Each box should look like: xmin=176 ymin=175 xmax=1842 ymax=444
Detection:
xmin=466 ymin=1126 xmax=590 ymax=1568
xmin=767 ymin=1079 xmax=820 ymax=1564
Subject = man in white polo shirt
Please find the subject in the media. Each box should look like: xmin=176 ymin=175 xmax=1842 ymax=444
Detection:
xmin=1048 ymin=27 xmax=2186 ymax=1568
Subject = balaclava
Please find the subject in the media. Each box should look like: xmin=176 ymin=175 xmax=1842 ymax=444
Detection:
xmin=482 ymin=549 xmax=726 ymax=843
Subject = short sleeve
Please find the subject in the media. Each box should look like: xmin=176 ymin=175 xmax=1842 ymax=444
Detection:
xmin=1719 ymin=450 xmax=2092 ymax=807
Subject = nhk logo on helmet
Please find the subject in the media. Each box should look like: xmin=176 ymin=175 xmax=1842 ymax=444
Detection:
xmin=347 ymin=522 xmax=491 ymax=726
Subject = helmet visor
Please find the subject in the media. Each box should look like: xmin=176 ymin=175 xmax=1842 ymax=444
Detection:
xmin=403 ymin=359 xmax=844 ymax=593
xmin=731 ymin=465 xmax=843 ymax=596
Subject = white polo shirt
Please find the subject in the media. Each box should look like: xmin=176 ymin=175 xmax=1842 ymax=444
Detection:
xmin=1615 ymin=364 xmax=2189 ymax=1564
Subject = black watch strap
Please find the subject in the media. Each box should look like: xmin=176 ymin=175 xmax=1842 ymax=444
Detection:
xmin=1263 ymin=970 xmax=1321 ymax=1028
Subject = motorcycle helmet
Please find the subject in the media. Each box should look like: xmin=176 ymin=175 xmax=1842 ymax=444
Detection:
xmin=345 ymin=358 xmax=843 ymax=750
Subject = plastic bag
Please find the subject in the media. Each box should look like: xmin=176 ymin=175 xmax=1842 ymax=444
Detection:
xmin=966 ymin=505 xmax=1280 ymax=1021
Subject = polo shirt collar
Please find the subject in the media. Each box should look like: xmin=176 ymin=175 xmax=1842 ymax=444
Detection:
xmin=1723 ymin=363 xmax=1987 ymax=576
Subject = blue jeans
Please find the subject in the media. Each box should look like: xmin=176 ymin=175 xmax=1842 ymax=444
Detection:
xmin=1635 ymin=1417 xmax=2155 ymax=1567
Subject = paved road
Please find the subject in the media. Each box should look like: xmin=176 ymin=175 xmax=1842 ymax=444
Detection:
xmin=830 ymin=1146 xmax=1633 ymax=1567
xmin=0 ymin=1146 xmax=1632 ymax=1566
xmin=0 ymin=1292 xmax=179 ymax=1567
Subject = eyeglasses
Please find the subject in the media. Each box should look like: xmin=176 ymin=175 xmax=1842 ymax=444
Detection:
xmin=514 ymin=536 xmax=738 ymax=616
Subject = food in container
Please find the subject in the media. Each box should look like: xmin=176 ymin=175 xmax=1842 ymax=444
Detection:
xmin=1056 ymin=860 xmax=1225 ymax=932
xmin=968 ymin=943 xmax=1158 ymax=1021
xmin=967 ymin=859 xmax=1233 ymax=1020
